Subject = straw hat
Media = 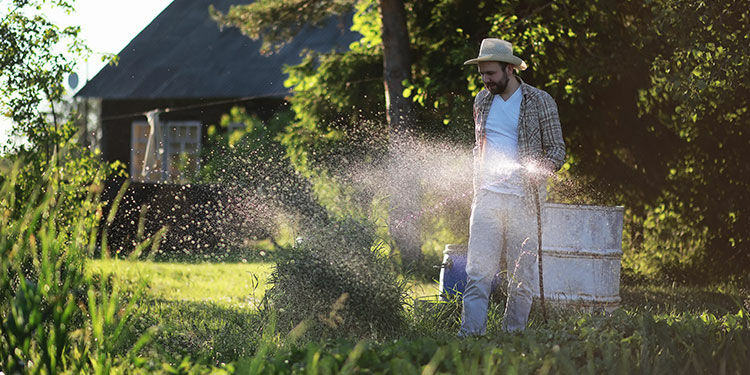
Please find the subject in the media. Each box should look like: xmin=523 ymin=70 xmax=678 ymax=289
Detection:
xmin=463 ymin=38 xmax=527 ymax=70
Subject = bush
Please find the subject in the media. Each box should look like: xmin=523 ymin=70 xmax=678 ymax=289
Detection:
xmin=264 ymin=219 xmax=408 ymax=341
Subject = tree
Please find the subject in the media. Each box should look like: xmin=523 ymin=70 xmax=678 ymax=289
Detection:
xmin=481 ymin=0 xmax=750 ymax=278
xmin=1 ymin=0 xmax=80 ymax=155
xmin=377 ymin=0 xmax=412 ymax=131
xmin=1 ymin=0 xmax=120 ymax=225
xmin=210 ymin=0 xmax=415 ymax=131
xmin=212 ymin=0 xmax=427 ymax=262
xmin=643 ymin=0 xmax=750 ymax=276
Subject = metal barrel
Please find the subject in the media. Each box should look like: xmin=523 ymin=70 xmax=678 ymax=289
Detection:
xmin=441 ymin=203 xmax=624 ymax=311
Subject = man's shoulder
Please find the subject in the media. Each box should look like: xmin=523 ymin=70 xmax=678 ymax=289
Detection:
xmin=474 ymin=89 xmax=492 ymax=105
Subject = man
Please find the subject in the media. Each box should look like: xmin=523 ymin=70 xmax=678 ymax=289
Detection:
xmin=460 ymin=38 xmax=565 ymax=335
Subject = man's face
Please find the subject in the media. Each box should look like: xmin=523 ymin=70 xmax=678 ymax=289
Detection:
xmin=478 ymin=61 xmax=509 ymax=95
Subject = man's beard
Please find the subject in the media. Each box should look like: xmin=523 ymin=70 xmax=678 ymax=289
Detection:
xmin=486 ymin=73 xmax=509 ymax=95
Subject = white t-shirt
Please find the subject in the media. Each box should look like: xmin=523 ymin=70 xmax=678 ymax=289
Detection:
xmin=480 ymin=88 xmax=524 ymax=196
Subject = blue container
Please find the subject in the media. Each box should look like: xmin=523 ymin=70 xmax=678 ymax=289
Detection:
xmin=439 ymin=244 xmax=504 ymax=300
xmin=439 ymin=244 xmax=468 ymax=299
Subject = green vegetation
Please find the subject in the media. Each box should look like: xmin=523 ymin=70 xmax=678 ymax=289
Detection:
xmin=89 ymin=259 xmax=274 ymax=309
xmin=86 ymin=257 xmax=750 ymax=373
xmin=1 ymin=158 xmax=747 ymax=372
xmin=232 ymin=310 xmax=750 ymax=374
xmin=3 ymin=0 xmax=750 ymax=373
xmin=266 ymin=219 xmax=409 ymax=342
xmin=0 ymin=161 xmax=151 ymax=373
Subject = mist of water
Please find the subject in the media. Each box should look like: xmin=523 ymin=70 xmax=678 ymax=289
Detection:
xmin=106 ymin=120 xmax=607 ymax=264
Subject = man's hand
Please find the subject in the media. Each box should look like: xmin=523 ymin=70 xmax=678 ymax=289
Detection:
xmin=523 ymin=159 xmax=555 ymax=185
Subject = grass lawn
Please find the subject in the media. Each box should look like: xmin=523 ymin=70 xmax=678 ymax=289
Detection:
xmin=87 ymin=258 xmax=445 ymax=364
xmin=88 ymin=259 xmax=275 ymax=309
xmin=88 ymin=258 xmax=442 ymax=307
xmin=89 ymin=258 xmax=747 ymax=315
xmin=86 ymin=259 xmax=749 ymax=372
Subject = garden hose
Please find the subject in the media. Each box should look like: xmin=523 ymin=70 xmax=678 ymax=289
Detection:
xmin=533 ymin=183 xmax=548 ymax=323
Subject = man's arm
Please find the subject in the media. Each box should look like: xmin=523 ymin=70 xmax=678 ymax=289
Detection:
xmin=538 ymin=92 xmax=566 ymax=172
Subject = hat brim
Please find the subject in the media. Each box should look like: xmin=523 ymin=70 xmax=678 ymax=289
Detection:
xmin=463 ymin=55 xmax=527 ymax=70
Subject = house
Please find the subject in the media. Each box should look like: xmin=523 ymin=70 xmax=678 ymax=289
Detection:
xmin=76 ymin=0 xmax=357 ymax=182
xmin=75 ymin=0 xmax=358 ymax=256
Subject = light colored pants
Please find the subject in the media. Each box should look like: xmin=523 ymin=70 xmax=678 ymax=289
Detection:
xmin=459 ymin=190 xmax=539 ymax=335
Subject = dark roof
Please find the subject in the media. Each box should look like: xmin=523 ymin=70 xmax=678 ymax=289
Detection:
xmin=76 ymin=0 xmax=358 ymax=99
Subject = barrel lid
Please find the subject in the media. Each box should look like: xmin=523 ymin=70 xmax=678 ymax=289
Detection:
xmin=444 ymin=244 xmax=468 ymax=255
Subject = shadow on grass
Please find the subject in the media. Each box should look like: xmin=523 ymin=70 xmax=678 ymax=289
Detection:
xmin=620 ymin=282 xmax=749 ymax=315
xmin=132 ymin=297 xmax=264 ymax=365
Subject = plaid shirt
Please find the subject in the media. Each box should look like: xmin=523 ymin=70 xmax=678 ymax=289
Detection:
xmin=472 ymin=77 xmax=566 ymax=211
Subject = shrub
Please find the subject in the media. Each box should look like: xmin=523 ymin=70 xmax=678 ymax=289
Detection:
xmin=264 ymin=219 xmax=408 ymax=341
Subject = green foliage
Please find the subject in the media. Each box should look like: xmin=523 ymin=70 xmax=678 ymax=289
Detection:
xmin=210 ymin=0 xmax=357 ymax=55
xmin=218 ymin=0 xmax=748 ymax=281
xmin=212 ymin=0 xmax=750 ymax=280
xmin=279 ymin=46 xmax=387 ymax=178
xmin=218 ymin=1 xmax=477 ymax=267
xmin=5 ymin=123 xmax=123 ymax=232
xmin=265 ymin=219 xmax=409 ymax=341
xmin=1 ymin=0 xmax=85 ymax=145
xmin=1 ymin=0 xmax=124 ymax=235
xmin=0 ymin=161 xmax=152 ymax=374
xmin=414 ymin=0 xmax=750 ymax=280
xmin=642 ymin=0 xmax=750 ymax=277
xmin=280 ymin=49 xmax=388 ymax=224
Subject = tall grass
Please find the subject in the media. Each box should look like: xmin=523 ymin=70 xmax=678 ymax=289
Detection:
xmin=232 ymin=307 xmax=750 ymax=374
xmin=0 ymin=160 xmax=153 ymax=373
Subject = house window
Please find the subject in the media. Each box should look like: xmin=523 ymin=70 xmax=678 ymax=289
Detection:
xmin=166 ymin=121 xmax=201 ymax=182
xmin=130 ymin=120 xmax=201 ymax=183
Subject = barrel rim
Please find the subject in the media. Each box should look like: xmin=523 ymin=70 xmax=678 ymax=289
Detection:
xmin=543 ymin=246 xmax=623 ymax=257
xmin=544 ymin=203 xmax=625 ymax=212
xmin=539 ymin=294 xmax=622 ymax=303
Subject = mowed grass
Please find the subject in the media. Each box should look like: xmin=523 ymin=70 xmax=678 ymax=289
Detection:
xmin=88 ymin=258 xmax=442 ymax=307
xmin=88 ymin=259 xmax=275 ymax=309
xmin=86 ymin=259 xmax=442 ymax=363
xmin=88 ymin=258 xmax=747 ymax=315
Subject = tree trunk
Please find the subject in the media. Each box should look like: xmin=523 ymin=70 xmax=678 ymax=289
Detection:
xmin=378 ymin=0 xmax=413 ymax=131
xmin=379 ymin=0 xmax=422 ymax=264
